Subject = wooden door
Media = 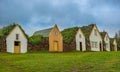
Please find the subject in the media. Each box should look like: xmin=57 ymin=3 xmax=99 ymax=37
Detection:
xmin=54 ymin=41 xmax=58 ymax=51
xmin=80 ymin=42 xmax=82 ymax=51
xmin=14 ymin=41 xmax=20 ymax=53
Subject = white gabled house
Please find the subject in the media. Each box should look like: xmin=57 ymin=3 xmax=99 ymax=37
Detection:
xmin=100 ymin=31 xmax=110 ymax=51
xmin=75 ymin=28 xmax=86 ymax=51
xmin=81 ymin=24 xmax=103 ymax=51
xmin=0 ymin=24 xmax=28 ymax=53
xmin=110 ymin=38 xmax=117 ymax=51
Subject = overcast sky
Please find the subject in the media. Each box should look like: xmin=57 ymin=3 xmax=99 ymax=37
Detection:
xmin=0 ymin=0 xmax=120 ymax=37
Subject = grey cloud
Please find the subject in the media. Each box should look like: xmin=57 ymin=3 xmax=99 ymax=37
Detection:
xmin=0 ymin=0 xmax=120 ymax=37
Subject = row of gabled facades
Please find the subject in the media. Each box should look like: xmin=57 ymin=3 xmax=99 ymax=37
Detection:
xmin=75 ymin=24 xmax=117 ymax=52
xmin=0 ymin=24 xmax=118 ymax=53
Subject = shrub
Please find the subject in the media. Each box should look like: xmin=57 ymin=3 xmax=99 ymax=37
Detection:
xmin=29 ymin=35 xmax=43 ymax=45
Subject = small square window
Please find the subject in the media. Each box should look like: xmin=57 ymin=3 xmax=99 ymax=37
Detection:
xmin=16 ymin=34 xmax=19 ymax=40
xmin=94 ymin=29 xmax=97 ymax=36
xmin=55 ymin=32 xmax=58 ymax=36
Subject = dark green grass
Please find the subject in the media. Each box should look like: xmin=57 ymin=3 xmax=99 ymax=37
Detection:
xmin=0 ymin=51 xmax=120 ymax=72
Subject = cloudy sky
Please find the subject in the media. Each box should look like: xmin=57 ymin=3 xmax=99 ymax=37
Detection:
xmin=0 ymin=0 xmax=120 ymax=37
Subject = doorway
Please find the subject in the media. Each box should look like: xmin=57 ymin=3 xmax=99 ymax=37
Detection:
xmin=54 ymin=41 xmax=58 ymax=51
xmin=80 ymin=42 xmax=82 ymax=51
xmin=14 ymin=41 xmax=20 ymax=53
xmin=99 ymin=42 xmax=102 ymax=51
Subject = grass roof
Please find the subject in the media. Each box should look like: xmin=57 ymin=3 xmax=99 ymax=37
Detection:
xmin=0 ymin=24 xmax=16 ymax=38
xmin=110 ymin=38 xmax=115 ymax=43
xmin=61 ymin=24 xmax=96 ymax=44
xmin=100 ymin=31 xmax=107 ymax=39
xmin=80 ymin=24 xmax=95 ymax=39
xmin=0 ymin=24 xmax=28 ymax=39
xmin=61 ymin=27 xmax=79 ymax=44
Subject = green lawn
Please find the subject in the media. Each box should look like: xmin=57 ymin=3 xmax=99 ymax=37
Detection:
xmin=0 ymin=51 xmax=120 ymax=72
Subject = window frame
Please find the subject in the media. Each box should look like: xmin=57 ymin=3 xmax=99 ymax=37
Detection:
xmin=16 ymin=34 xmax=19 ymax=40
xmin=54 ymin=32 xmax=58 ymax=36
xmin=94 ymin=29 xmax=97 ymax=36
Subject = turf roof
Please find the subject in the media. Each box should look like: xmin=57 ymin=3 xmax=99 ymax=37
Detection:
xmin=110 ymin=38 xmax=116 ymax=44
xmin=80 ymin=24 xmax=95 ymax=39
xmin=0 ymin=24 xmax=28 ymax=39
xmin=100 ymin=31 xmax=107 ymax=39
xmin=61 ymin=27 xmax=79 ymax=44
xmin=61 ymin=24 xmax=96 ymax=43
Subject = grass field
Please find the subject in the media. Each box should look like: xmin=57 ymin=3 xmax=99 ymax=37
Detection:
xmin=0 ymin=51 xmax=120 ymax=72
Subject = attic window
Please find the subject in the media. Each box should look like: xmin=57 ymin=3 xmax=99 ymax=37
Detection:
xmin=106 ymin=36 xmax=108 ymax=41
xmin=16 ymin=34 xmax=19 ymax=40
xmin=94 ymin=29 xmax=97 ymax=36
xmin=79 ymin=34 xmax=81 ymax=38
xmin=55 ymin=32 xmax=58 ymax=36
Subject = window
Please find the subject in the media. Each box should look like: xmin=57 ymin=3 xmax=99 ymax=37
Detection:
xmin=106 ymin=43 xmax=108 ymax=48
xmin=55 ymin=32 xmax=58 ymax=36
xmin=14 ymin=41 xmax=19 ymax=46
xmin=91 ymin=41 xmax=98 ymax=48
xmin=16 ymin=34 xmax=19 ymax=40
xmin=79 ymin=34 xmax=82 ymax=38
xmin=94 ymin=29 xmax=97 ymax=36
xmin=106 ymin=36 xmax=108 ymax=41
xmin=91 ymin=42 xmax=94 ymax=48
xmin=95 ymin=42 xmax=98 ymax=48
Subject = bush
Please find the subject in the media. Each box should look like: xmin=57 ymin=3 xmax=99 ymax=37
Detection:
xmin=29 ymin=35 xmax=43 ymax=45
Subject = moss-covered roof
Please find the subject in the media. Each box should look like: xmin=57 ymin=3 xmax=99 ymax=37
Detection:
xmin=110 ymin=38 xmax=117 ymax=44
xmin=61 ymin=27 xmax=79 ymax=44
xmin=61 ymin=24 xmax=96 ymax=43
xmin=80 ymin=24 xmax=95 ymax=39
xmin=0 ymin=24 xmax=28 ymax=39
xmin=110 ymin=38 xmax=114 ymax=43
xmin=33 ymin=28 xmax=53 ymax=37
xmin=0 ymin=24 xmax=15 ymax=37
xmin=100 ymin=31 xmax=107 ymax=39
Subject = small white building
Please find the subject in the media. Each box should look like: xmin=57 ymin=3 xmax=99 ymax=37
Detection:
xmin=5 ymin=24 xmax=27 ymax=53
xmin=110 ymin=38 xmax=117 ymax=51
xmin=113 ymin=39 xmax=117 ymax=51
xmin=81 ymin=24 xmax=103 ymax=51
xmin=75 ymin=28 xmax=86 ymax=51
xmin=100 ymin=32 xmax=110 ymax=51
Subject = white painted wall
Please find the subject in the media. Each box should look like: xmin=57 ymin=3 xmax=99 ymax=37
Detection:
xmin=89 ymin=26 xmax=103 ymax=51
xmin=6 ymin=26 xmax=27 ymax=53
xmin=104 ymin=34 xmax=110 ymax=51
xmin=76 ymin=29 xmax=86 ymax=51
xmin=113 ymin=39 xmax=117 ymax=51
